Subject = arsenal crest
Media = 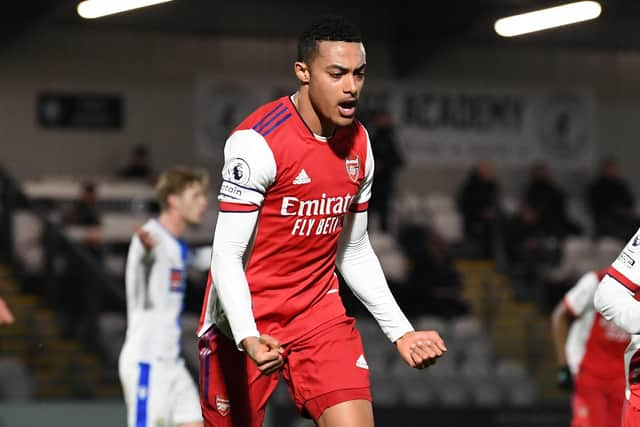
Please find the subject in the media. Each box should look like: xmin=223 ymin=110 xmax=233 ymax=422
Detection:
xmin=345 ymin=156 xmax=360 ymax=183
xmin=215 ymin=395 xmax=230 ymax=416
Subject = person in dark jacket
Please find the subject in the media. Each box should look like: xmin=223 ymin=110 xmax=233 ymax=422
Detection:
xmin=587 ymin=157 xmax=637 ymax=239
xmin=523 ymin=162 xmax=582 ymax=238
xmin=457 ymin=161 xmax=501 ymax=257
xmin=368 ymin=109 xmax=404 ymax=232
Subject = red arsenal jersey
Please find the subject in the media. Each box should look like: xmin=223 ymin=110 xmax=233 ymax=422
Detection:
xmin=199 ymin=96 xmax=373 ymax=343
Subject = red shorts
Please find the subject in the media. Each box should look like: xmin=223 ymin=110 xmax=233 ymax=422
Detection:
xmin=572 ymin=375 xmax=625 ymax=427
xmin=198 ymin=316 xmax=371 ymax=427
xmin=623 ymin=400 xmax=640 ymax=427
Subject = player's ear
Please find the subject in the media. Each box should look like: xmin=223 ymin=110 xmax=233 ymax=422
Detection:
xmin=294 ymin=61 xmax=310 ymax=85
xmin=167 ymin=193 xmax=178 ymax=209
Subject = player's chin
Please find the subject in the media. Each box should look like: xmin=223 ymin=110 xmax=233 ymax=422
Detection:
xmin=333 ymin=114 xmax=356 ymax=128
xmin=186 ymin=216 xmax=203 ymax=226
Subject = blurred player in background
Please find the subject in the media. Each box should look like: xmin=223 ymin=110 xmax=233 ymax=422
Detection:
xmin=119 ymin=166 xmax=209 ymax=427
xmin=595 ymin=230 xmax=640 ymax=427
xmin=197 ymin=15 xmax=446 ymax=427
xmin=552 ymin=268 xmax=629 ymax=427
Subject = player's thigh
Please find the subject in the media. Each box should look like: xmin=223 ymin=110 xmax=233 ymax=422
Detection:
xmin=198 ymin=327 xmax=279 ymax=427
xmin=283 ymin=318 xmax=371 ymax=422
xmin=571 ymin=382 xmax=608 ymax=427
xmin=317 ymin=399 xmax=373 ymax=427
xmin=120 ymin=361 xmax=171 ymax=427
xmin=170 ymin=363 xmax=203 ymax=426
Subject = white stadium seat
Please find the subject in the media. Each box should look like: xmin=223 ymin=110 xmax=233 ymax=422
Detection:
xmin=470 ymin=382 xmax=503 ymax=407
xmin=450 ymin=315 xmax=484 ymax=341
xmin=547 ymin=236 xmax=597 ymax=281
xmin=413 ymin=315 xmax=449 ymax=338
xmin=429 ymin=211 xmax=463 ymax=243
xmin=424 ymin=193 xmax=456 ymax=215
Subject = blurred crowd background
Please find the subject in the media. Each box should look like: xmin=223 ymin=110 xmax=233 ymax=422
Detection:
xmin=2 ymin=1 xmax=640 ymax=426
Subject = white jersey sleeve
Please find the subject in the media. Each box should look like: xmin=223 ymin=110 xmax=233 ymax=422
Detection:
xmin=209 ymin=129 xmax=277 ymax=347
xmin=124 ymin=235 xmax=149 ymax=315
xmin=594 ymin=274 xmax=640 ymax=334
xmin=594 ymin=228 xmax=640 ymax=334
xmin=564 ymin=271 xmax=599 ymax=317
xmin=351 ymin=129 xmax=374 ymax=207
xmin=218 ymin=129 xmax=276 ymax=207
xmin=608 ymin=228 xmax=640 ymax=291
xmin=336 ymin=211 xmax=414 ymax=343
xmin=210 ymin=211 xmax=261 ymax=348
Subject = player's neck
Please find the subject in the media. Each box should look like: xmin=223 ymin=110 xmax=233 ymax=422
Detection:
xmin=293 ymin=90 xmax=336 ymax=137
xmin=158 ymin=211 xmax=186 ymax=239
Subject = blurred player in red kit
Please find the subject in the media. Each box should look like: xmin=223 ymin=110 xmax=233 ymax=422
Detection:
xmin=595 ymin=229 xmax=640 ymax=427
xmin=197 ymin=14 xmax=446 ymax=427
xmin=552 ymin=268 xmax=629 ymax=427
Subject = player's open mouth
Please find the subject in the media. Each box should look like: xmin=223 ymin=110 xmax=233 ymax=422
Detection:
xmin=338 ymin=100 xmax=357 ymax=117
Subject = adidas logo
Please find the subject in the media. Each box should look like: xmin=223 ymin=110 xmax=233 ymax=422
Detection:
xmin=356 ymin=354 xmax=368 ymax=370
xmin=292 ymin=169 xmax=311 ymax=185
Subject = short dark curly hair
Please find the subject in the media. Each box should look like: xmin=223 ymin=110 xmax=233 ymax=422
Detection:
xmin=297 ymin=15 xmax=362 ymax=64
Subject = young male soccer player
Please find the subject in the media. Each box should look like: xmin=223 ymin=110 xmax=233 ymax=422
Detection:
xmin=119 ymin=166 xmax=208 ymax=427
xmin=197 ymin=15 xmax=446 ymax=427
xmin=552 ymin=268 xmax=628 ymax=427
xmin=595 ymin=231 xmax=640 ymax=427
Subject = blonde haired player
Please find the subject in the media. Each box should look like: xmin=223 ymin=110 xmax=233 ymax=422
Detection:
xmin=119 ymin=166 xmax=209 ymax=427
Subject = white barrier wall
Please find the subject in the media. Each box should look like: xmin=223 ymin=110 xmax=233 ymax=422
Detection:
xmin=0 ymin=402 xmax=126 ymax=427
